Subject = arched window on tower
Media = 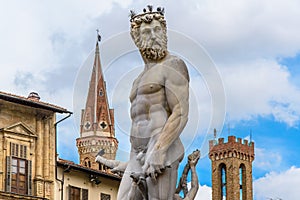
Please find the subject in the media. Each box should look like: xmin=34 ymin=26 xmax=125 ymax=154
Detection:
xmin=84 ymin=158 xmax=91 ymax=168
xmin=239 ymin=164 xmax=246 ymax=200
xmin=220 ymin=164 xmax=226 ymax=200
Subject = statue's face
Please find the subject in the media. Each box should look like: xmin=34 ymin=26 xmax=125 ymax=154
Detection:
xmin=137 ymin=19 xmax=167 ymax=60
xmin=140 ymin=20 xmax=164 ymax=47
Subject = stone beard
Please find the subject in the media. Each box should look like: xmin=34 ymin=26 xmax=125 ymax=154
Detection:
xmin=130 ymin=14 xmax=168 ymax=60
xmin=138 ymin=31 xmax=167 ymax=60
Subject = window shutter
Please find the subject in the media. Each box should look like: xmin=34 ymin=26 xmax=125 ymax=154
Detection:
xmin=5 ymin=156 xmax=11 ymax=192
xmin=82 ymin=188 xmax=88 ymax=200
xmin=101 ymin=193 xmax=111 ymax=200
xmin=68 ymin=186 xmax=72 ymax=200
xmin=27 ymin=160 xmax=32 ymax=195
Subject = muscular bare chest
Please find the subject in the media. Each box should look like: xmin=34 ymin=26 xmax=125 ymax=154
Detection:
xmin=129 ymin=64 xmax=165 ymax=102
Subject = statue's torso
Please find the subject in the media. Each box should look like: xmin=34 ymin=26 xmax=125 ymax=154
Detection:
xmin=129 ymin=56 xmax=184 ymax=164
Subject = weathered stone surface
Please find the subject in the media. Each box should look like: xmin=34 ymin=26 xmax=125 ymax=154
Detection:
xmin=0 ymin=92 xmax=69 ymax=200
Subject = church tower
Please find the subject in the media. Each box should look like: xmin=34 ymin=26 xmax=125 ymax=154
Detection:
xmin=209 ymin=135 xmax=255 ymax=200
xmin=76 ymin=38 xmax=118 ymax=170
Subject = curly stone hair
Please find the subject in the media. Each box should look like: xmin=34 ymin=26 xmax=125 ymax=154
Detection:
xmin=130 ymin=12 xmax=167 ymax=47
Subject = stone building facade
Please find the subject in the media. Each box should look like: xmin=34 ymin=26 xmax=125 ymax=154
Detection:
xmin=209 ymin=135 xmax=255 ymax=200
xmin=0 ymin=40 xmax=121 ymax=200
xmin=0 ymin=91 xmax=71 ymax=199
xmin=55 ymin=159 xmax=120 ymax=200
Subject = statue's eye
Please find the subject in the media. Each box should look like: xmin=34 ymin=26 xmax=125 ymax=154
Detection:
xmin=142 ymin=28 xmax=151 ymax=35
xmin=154 ymin=26 xmax=162 ymax=32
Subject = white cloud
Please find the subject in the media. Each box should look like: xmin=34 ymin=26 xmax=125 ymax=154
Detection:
xmin=253 ymin=147 xmax=282 ymax=171
xmin=187 ymin=182 xmax=212 ymax=200
xmin=190 ymin=167 xmax=300 ymax=200
xmin=221 ymin=59 xmax=300 ymax=126
xmin=254 ymin=166 xmax=300 ymax=200
xmin=195 ymin=184 xmax=212 ymax=200
xmin=1 ymin=0 xmax=300 ymax=126
xmin=166 ymin=0 xmax=300 ymax=62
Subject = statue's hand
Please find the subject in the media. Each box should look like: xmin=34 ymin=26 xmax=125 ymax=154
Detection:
xmin=111 ymin=161 xmax=128 ymax=173
xmin=188 ymin=149 xmax=200 ymax=167
xmin=142 ymin=150 xmax=167 ymax=179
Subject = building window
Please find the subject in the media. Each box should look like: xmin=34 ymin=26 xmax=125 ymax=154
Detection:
xmin=84 ymin=158 xmax=91 ymax=168
xmin=69 ymin=186 xmax=80 ymax=200
xmin=6 ymin=143 xmax=31 ymax=195
xmin=101 ymin=193 xmax=111 ymax=200
xmin=68 ymin=185 xmax=88 ymax=200
xmin=220 ymin=164 xmax=226 ymax=200
xmin=239 ymin=164 xmax=246 ymax=200
xmin=11 ymin=158 xmax=27 ymax=194
xmin=82 ymin=189 xmax=88 ymax=200
xmin=99 ymin=163 xmax=108 ymax=171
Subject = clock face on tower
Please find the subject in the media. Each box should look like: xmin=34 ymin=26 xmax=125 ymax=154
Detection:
xmin=99 ymin=121 xmax=107 ymax=129
xmin=84 ymin=121 xmax=91 ymax=130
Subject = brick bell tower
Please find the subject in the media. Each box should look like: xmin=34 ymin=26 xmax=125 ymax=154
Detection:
xmin=209 ymin=134 xmax=255 ymax=200
xmin=76 ymin=37 xmax=118 ymax=170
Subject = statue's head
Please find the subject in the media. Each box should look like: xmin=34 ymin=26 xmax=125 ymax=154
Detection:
xmin=130 ymin=6 xmax=168 ymax=61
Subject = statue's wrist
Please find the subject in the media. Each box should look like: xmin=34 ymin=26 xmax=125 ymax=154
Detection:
xmin=154 ymin=144 xmax=167 ymax=154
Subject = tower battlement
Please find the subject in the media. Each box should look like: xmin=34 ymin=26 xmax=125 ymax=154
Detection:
xmin=209 ymin=135 xmax=254 ymax=162
xmin=209 ymin=135 xmax=255 ymax=200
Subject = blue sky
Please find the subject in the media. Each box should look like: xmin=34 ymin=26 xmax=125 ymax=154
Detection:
xmin=1 ymin=0 xmax=300 ymax=199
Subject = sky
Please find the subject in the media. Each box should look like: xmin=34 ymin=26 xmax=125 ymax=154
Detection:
xmin=1 ymin=0 xmax=300 ymax=199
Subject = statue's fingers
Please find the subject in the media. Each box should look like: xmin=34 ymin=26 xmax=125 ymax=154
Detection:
xmin=147 ymin=166 xmax=156 ymax=180
xmin=142 ymin=162 xmax=149 ymax=173
xmin=111 ymin=167 xmax=119 ymax=173
xmin=155 ymin=167 xmax=162 ymax=174
xmin=150 ymin=172 xmax=157 ymax=180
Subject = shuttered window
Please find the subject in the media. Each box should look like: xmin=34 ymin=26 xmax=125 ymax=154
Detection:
xmin=68 ymin=185 xmax=88 ymax=200
xmin=11 ymin=158 xmax=27 ymax=194
xmin=6 ymin=142 xmax=31 ymax=195
xmin=69 ymin=186 xmax=80 ymax=200
xmin=5 ymin=156 xmax=11 ymax=192
xmin=82 ymin=188 xmax=88 ymax=200
xmin=101 ymin=193 xmax=111 ymax=200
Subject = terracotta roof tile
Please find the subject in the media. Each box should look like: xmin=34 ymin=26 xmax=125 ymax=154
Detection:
xmin=57 ymin=158 xmax=121 ymax=180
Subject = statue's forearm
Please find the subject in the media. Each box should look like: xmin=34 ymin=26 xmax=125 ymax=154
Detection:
xmin=154 ymin=105 xmax=188 ymax=152
xmin=185 ymin=166 xmax=199 ymax=200
xmin=95 ymin=155 xmax=121 ymax=168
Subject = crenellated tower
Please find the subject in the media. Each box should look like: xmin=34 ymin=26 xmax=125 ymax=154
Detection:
xmin=76 ymin=38 xmax=118 ymax=170
xmin=209 ymin=135 xmax=255 ymax=200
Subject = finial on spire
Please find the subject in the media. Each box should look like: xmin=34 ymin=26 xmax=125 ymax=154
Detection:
xmin=213 ymin=128 xmax=217 ymax=140
xmin=96 ymin=29 xmax=101 ymax=42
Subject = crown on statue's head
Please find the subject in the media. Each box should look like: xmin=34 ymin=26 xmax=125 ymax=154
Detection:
xmin=129 ymin=5 xmax=165 ymax=24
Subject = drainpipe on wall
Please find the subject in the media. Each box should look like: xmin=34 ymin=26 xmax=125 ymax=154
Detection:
xmin=54 ymin=112 xmax=72 ymax=200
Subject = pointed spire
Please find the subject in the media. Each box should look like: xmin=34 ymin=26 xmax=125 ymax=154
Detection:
xmin=80 ymin=32 xmax=114 ymax=137
xmin=76 ymin=33 xmax=118 ymax=169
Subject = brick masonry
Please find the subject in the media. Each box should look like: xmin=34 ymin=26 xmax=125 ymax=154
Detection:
xmin=209 ymin=136 xmax=255 ymax=200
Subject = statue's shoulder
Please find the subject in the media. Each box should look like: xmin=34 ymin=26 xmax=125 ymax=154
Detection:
xmin=165 ymin=54 xmax=189 ymax=81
